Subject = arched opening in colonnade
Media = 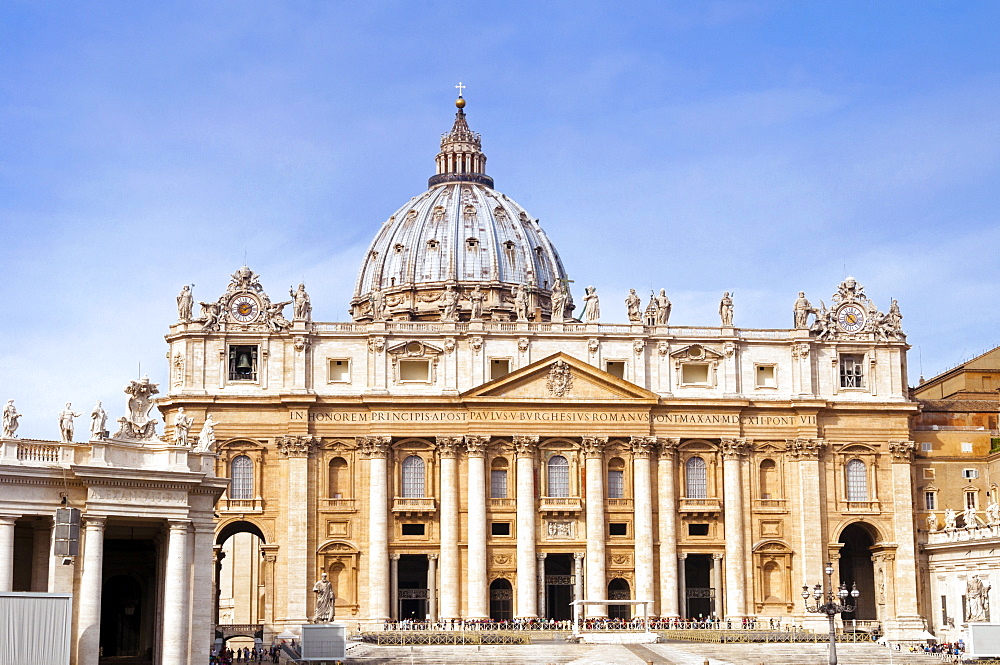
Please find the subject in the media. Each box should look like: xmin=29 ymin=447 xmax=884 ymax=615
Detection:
xmin=215 ymin=520 xmax=268 ymax=629
xmin=838 ymin=522 xmax=877 ymax=620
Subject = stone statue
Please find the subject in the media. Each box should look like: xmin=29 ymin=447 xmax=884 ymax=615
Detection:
xmin=625 ymin=289 xmax=642 ymax=322
xmin=967 ymin=575 xmax=991 ymax=622
xmin=513 ymin=283 xmax=529 ymax=322
xmin=925 ymin=513 xmax=938 ymax=532
xmin=114 ymin=376 xmax=160 ymax=441
xmin=884 ymin=298 xmax=903 ymax=333
xmin=987 ymin=500 xmax=1000 ymax=525
xmin=440 ymin=285 xmax=459 ymax=321
xmin=793 ymin=291 xmax=814 ymax=329
xmin=290 ymin=283 xmax=312 ymax=322
xmin=173 ymin=407 xmax=194 ymax=447
xmin=199 ymin=301 xmax=220 ymax=332
xmin=719 ymin=292 xmax=734 ymax=326
xmin=370 ymin=286 xmax=387 ymax=321
xmin=965 ymin=505 xmax=981 ymax=528
xmin=469 ymin=285 xmax=485 ymax=320
xmin=196 ymin=414 xmax=217 ymax=452
xmin=58 ymin=403 xmax=82 ymax=443
xmin=944 ymin=508 xmax=957 ymax=530
xmin=581 ymin=285 xmax=600 ymax=323
xmin=311 ymin=572 xmax=336 ymax=623
xmin=655 ymin=289 xmax=672 ymax=326
xmin=177 ymin=285 xmax=194 ymax=321
xmin=3 ymin=400 xmax=20 ymax=439
xmin=90 ymin=401 xmax=107 ymax=441
xmin=550 ymin=281 xmax=567 ymax=323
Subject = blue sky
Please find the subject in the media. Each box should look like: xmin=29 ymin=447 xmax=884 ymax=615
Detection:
xmin=1 ymin=2 xmax=998 ymax=438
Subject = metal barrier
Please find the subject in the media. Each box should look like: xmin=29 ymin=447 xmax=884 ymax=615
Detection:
xmin=357 ymin=630 xmax=531 ymax=645
xmin=660 ymin=629 xmax=877 ymax=643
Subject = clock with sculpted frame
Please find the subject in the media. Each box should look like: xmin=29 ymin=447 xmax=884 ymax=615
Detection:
xmin=836 ymin=304 xmax=865 ymax=333
xmin=229 ymin=294 xmax=261 ymax=323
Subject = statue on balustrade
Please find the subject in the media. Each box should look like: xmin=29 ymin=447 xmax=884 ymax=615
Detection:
xmin=3 ymin=400 xmax=20 ymax=439
xmin=58 ymin=403 xmax=82 ymax=443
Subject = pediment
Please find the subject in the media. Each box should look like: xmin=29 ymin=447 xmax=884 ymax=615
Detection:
xmin=386 ymin=340 xmax=444 ymax=357
xmin=670 ymin=344 xmax=724 ymax=361
xmin=462 ymin=352 xmax=659 ymax=402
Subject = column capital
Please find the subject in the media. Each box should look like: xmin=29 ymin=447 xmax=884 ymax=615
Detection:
xmin=166 ymin=519 xmax=191 ymax=533
xmin=630 ymin=436 xmax=657 ymax=458
xmin=787 ymin=437 xmax=826 ymax=459
xmin=712 ymin=552 xmax=724 ymax=560
xmin=427 ymin=552 xmax=438 ymax=561
xmin=573 ymin=552 xmax=585 ymax=562
xmin=581 ymin=436 xmax=608 ymax=458
xmin=0 ymin=515 xmax=18 ymax=527
xmin=512 ymin=436 xmax=539 ymax=457
xmin=678 ymin=552 xmax=688 ymax=560
xmin=389 ymin=552 xmax=401 ymax=561
xmin=658 ymin=438 xmax=680 ymax=458
xmin=277 ymin=435 xmax=317 ymax=457
xmin=436 ymin=436 xmax=464 ymax=458
xmin=888 ymin=440 xmax=916 ymax=462
xmin=82 ymin=515 xmax=107 ymax=529
xmin=358 ymin=435 xmax=392 ymax=458
xmin=536 ymin=552 xmax=547 ymax=562
xmin=720 ymin=437 xmax=750 ymax=460
xmin=465 ymin=435 xmax=489 ymax=457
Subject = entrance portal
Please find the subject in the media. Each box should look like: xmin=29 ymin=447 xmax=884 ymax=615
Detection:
xmin=489 ymin=578 xmax=513 ymax=621
xmin=839 ymin=523 xmax=876 ymax=620
xmin=608 ymin=578 xmax=631 ymax=620
xmin=397 ymin=554 xmax=429 ymax=620
xmin=544 ymin=554 xmax=574 ymax=620
xmin=99 ymin=531 xmax=158 ymax=664
xmin=684 ymin=554 xmax=715 ymax=619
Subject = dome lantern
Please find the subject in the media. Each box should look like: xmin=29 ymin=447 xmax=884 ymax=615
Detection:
xmin=428 ymin=94 xmax=494 ymax=189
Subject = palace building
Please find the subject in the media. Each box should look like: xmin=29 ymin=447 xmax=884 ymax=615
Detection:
xmin=153 ymin=95 xmax=928 ymax=643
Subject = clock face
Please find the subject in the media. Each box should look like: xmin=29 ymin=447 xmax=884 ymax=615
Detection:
xmin=837 ymin=304 xmax=866 ymax=333
xmin=230 ymin=295 xmax=260 ymax=323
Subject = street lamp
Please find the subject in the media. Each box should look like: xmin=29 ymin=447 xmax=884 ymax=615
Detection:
xmin=802 ymin=562 xmax=860 ymax=665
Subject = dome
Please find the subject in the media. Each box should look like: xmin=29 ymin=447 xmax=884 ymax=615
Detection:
xmin=351 ymin=98 xmax=573 ymax=322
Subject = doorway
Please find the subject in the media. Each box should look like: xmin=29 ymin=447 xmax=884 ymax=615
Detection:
xmin=544 ymin=554 xmax=574 ymax=620
xmin=489 ymin=578 xmax=513 ymax=621
xmin=608 ymin=578 xmax=631 ymax=620
xmin=839 ymin=523 xmax=876 ymax=620
xmin=397 ymin=554 xmax=429 ymax=620
xmin=685 ymin=554 xmax=714 ymax=619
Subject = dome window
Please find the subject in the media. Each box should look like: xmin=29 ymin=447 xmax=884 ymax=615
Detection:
xmin=466 ymin=237 xmax=480 ymax=250
xmin=427 ymin=239 xmax=439 ymax=250
xmin=494 ymin=206 xmax=507 ymax=222
xmin=394 ymin=244 xmax=404 ymax=253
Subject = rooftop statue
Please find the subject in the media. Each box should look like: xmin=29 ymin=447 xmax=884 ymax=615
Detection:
xmin=581 ymin=286 xmax=600 ymax=323
xmin=625 ymin=289 xmax=641 ymax=323
xmin=719 ymin=292 xmax=734 ymax=326
xmin=291 ymin=283 xmax=312 ymax=322
xmin=3 ymin=400 xmax=21 ymax=439
xmin=196 ymin=414 xmax=217 ymax=453
xmin=58 ymin=402 xmax=82 ymax=443
xmin=177 ymin=285 xmax=194 ymax=322
xmin=90 ymin=401 xmax=107 ymax=441
xmin=654 ymin=289 xmax=671 ymax=326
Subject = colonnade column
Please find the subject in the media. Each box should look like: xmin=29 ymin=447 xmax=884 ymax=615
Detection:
xmin=361 ymin=436 xmax=392 ymax=621
xmin=465 ymin=436 xmax=490 ymax=619
xmin=631 ymin=436 xmax=656 ymax=609
xmin=657 ymin=439 xmax=679 ymax=617
xmin=31 ymin=519 xmax=50 ymax=592
xmin=76 ymin=516 xmax=106 ymax=665
xmin=427 ymin=553 xmax=438 ymax=621
xmin=677 ymin=553 xmax=687 ymax=619
xmin=161 ymin=520 xmax=191 ymax=665
xmin=437 ymin=436 xmax=463 ymax=619
xmin=537 ymin=553 xmax=547 ymax=618
xmin=0 ymin=515 xmax=16 ymax=592
xmin=712 ymin=553 xmax=724 ymax=618
xmin=583 ymin=436 xmax=608 ymax=617
xmin=720 ymin=438 xmax=750 ymax=619
xmin=389 ymin=553 xmax=399 ymax=621
xmin=189 ymin=519 xmax=216 ymax=665
xmin=513 ymin=436 xmax=539 ymax=619
xmin=573 ymin=552 xmax=585 ymax=611
xmin=278 ymin=435 xmax=316 ymax=623
xmin=791 ymin=438 xmax=826 ymax=607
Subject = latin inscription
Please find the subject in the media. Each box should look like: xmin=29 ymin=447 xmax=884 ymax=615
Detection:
xmin=293 ymin=411 xmax=817 ymax=426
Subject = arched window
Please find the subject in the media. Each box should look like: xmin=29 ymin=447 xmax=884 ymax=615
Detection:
xmin=490 ymin=457 xmax=508 ymax=499
xmin=607 ymin=457 xmax=625 ymax=499
xmin=231 ymin=455 xmax=253 ymax=500
xmin=685 ymin=456 xmax=707 ymax=499
xmin=328 ymin=457 xmax=348 ymax=498
xmin=846 ymin=459 xmax=867 ymax=501
xmin=759 ymin=458 xmax=777 ymax=499
xmin=608 ymin=578 xmax=631 ymax=620
xmin=547 ymin=455 xmax=569 ymax=497
xmin=401 ymin=455 xmax=425 ymax=498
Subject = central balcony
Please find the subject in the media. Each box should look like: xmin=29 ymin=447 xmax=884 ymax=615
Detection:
xmin=392 ymin=497 xmax=437 ymax=516
xmin=539 ymin=496 xmax=583 ymax=515
xmin=678 ymin=497 xmax=722 ymax=514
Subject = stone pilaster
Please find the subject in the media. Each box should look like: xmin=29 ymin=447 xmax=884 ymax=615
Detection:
xmin=657 ymin=439 xmax=679 ymax=617
xmin=630 ymin=436 xmax=656 ymax=608
xmin=513 ymin=435 xmax=539 ymax=618
xmin=884 ymin=441 xmax=924 ymax=639
xmin=437 ymin=436 xmax=463 ymax=619
xmin=465 ymin=436 xmax=489 ymax=619
xmin=720 ymin=437 xmax=750 ymax=619
xmin=278 ymin=435 xmax=317 ymax=624
xmin=360 ymin=435 xmax=392 ymax=620
xmin=76 ymin=515 xmax=106 ymax=665
xmin=161 ymin=520 xmax=191 ymax=665
xmin=0 ymin=515 xmax=16 ymax=592
xmin=789 ymin=437 xmax=827 ymax=611
xmin=582 ymin=435 xmax=608 ymax=617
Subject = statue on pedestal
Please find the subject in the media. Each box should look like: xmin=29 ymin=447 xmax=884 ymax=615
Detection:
xmin=655 ymin=289 xmax=672 ymax=325
xmin=114 ymin=377 xmax=160 ymax=441
xmin=177 ymin=285 xmax=194 ymax=322
xmin=311 ymin=572 xmax=336 ymax=623
xmin=370 ymin=287 xmax=387 ymax=321
xmin=967 ymin=575 xmax=991 ymax=622
xmin=90 ymin=401 xmax=107 ymax=441
xmin=290 ymin=283 xmax=312 ymax=322
xmin=173 ymin=407 xmax=194 ymax=447
xmin=468 ymin=285 xmax=484 ymax=320
xmin=719 ymin=292 xmax=734 ymax=326
xmin=625 ymin=289 xmax=642 ymax=322
xmin=581 ymin=286 xmax=600 ymax=323
xmin=944 ymin=508 xmax=957 ymax=530
xmin=3 ymin=400 xmax=21 ymax=439
xmin=513 ymin=283 xmax=530 ymax=322
xmin=793 ymin=292 xmax=814 ymax=329
xmin=987 ymin=500 xmax=1000 ymax=525
xmin=58 ymin=403 xmax=82 ymax=443
xmin=550 ymin=281 xmax=567 ymax=323
xmin=196 ymin=414 xmax=217 ymax=452
xmin=440 ymin=285 xmax=459 ymax=321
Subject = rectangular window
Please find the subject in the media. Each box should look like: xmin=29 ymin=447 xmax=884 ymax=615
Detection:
xmin=401 ymin=523 xmax=425 ymax=536
xmin=839 ymin=354 xmax=864 ymax=388
xmin=609 ymin=523 xmax=628 ymax=536
xmin=490 ymin=470 xmax=508 ymax=499
xmin=921 ymin=442 xmax=933 ymax=453
xmin=490 ymin=358 xmax=511 ymax=381
xmin=925 ymin=491 xmax=936 ymax=510
xmin=228 ymin=345 xmax=258 ymax=381
xmin=688 ymin=523 xmax=710 ymax=536
xmin=328 ymin=359 xmax=350 ymax=383
xmin=398 ymin=359 xmax=430 ymax=382
xmin=755 ymin=365 xmax=777 ymax=388
xmin=962 ymin=442 xmax=974 ymax=453
xmin=681 ymin=363 xmax=710 ymax=385
xmin=923 ymin=468 xmax=936 ymax=479
xmin=491 ymin=522 xmax=511 ymax=536
xmin=963 ymin=468 xmax=979 ymax=480
xmin=607 ymin=469 xmax=624 ymax=499
xmin=605 ymin=360 xmax=626 ymax=379
xmin=941 ymin=595 xmax=948 ymax=624
xmin=966 ymin=491 xmax=978 ymax=510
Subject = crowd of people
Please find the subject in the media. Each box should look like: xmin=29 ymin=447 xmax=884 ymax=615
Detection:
xmin=209 ymin=644 xmax=282 ymax=664
xmin=910 ymin=641 xmax=964 ymax=656
xmin=378 ymin=615 xmax=793 ymax=631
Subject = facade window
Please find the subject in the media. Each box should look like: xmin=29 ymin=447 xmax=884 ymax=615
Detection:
xmin=328 ymin=457 xmax=348 ymax=498
xmin=401 ymin=455 xmax=425 ymax=498
xmin=839 ymin=354 xmax=864 ymax=388
xmin=490 ymin=358 xmax=511 ymax=381
xmin=231 ymin=455 xmax=253 ymax=500
xmin=966 ymin=491 xmax=978 ymax=510
xmin=228 ymin=345 xmax=258 ymax=381
xmin=398 ymin=359 xmax=430 ymax=382
xmin=685 ymin=456 xmax=707 ymax=499
xmin=608 ymin=469 xmax=624 ymax=499
xmin=491 ymin=522 xmax=511 ymax=536
xmin=547 ymin=455 xmax=570 ymax=497
xmin=490 ymin=469 xmax=508 ymax=499
xmin=681 ymin=363 xmax=710 ymax=386
xmin=328 ymin=359 xmax=350 ymax=382
xmin=759 ymin=458 xmax=778 ymax=499
xmin=924 ymin=491 xmax=936 ymax=510
xmin=755 ymin=365 xmax=777 ymax=388
xmin=963 ymin=468 xmax=979 ymax=479
xmin=846 ymin=459 xmax=868 ymax=501
xmin=962 ymin=442 xmax=974 ymax=453
xmin=605 ymin=360 xmax=626 ymax=379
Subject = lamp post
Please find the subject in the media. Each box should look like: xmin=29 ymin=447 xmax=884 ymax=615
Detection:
xmin=802 ymin=562 xmax=860 ymax=665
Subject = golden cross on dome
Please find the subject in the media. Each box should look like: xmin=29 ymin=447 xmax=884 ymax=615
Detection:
xmin=455 ymin=81 xmax=466 ymax=97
